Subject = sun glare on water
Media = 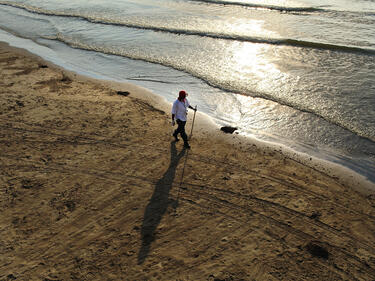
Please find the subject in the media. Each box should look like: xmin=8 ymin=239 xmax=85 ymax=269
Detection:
xmin=230 ymin=42 xmax=284 ymax=93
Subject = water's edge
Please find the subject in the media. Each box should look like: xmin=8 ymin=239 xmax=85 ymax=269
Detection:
xmin=1 ymin=30 xmax=374 ymax=194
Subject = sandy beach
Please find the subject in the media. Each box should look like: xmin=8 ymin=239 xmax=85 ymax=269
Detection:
xmin=1 ymin=42 xmax=375 ymax=280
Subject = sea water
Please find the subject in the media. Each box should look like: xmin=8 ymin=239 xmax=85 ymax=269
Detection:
xmin=0 ymin=0 xmax=374 ymax=181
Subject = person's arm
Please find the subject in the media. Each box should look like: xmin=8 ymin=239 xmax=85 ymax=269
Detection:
xmin=189 ymin=105 xmax=197 ymax=111
xmin=171 ymin=102 xmax=177 ymax=125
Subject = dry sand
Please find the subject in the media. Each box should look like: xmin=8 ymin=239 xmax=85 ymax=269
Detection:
xmin=1 ymin=42 xmax=375 ymax=281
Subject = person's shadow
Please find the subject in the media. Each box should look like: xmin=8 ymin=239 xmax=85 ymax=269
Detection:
xmin=137 ymin=141 xmax=186 ymax=264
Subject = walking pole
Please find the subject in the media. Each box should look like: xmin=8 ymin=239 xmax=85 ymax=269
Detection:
xmin=174 ymin=145 xmax=189 ymax=213
xmin=175 ymin=106 xmax=196 ymax=213
xmin=189 ymin=106 xmax=197 ymax=140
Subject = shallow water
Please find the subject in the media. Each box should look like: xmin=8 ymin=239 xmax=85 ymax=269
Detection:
xmin=0 ymin=0 xmax=374 ymax=181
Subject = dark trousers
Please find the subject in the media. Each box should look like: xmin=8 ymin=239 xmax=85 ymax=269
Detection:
xmin=174 ymin=119 xmax=188 ymax=143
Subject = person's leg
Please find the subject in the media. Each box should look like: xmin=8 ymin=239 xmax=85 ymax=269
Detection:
xmin=173 ymin=127 xmax=179 ymax=141
xmin=177 ymin=120 xmax=190 ymax=148
xmin=173 ymin=120 xmax=183 ymax=141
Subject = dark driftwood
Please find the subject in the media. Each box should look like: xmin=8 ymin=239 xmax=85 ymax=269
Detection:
xmin=220 ymin=126 xmax=237 ymax=134
xmin=306 ymin=242 xmax=329 ymax=259
xmin=117 ymin=91 xmax=130 ymax=96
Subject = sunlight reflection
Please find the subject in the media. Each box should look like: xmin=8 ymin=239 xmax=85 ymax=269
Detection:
xmin=213 ymin=40 xmax=290 ymax=123
xmin=231 ymin=42 xmax=283 ymax=92
xmin=225 ymin=19 xmax=278 ymax=38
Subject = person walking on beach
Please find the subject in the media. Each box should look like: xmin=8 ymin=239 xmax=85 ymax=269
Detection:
xmin=171 ymin=90 xmax=196 ymax=149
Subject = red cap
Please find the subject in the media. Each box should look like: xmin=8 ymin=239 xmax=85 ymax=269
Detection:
xmin=179 ymin=90 xmax=187 ymax=99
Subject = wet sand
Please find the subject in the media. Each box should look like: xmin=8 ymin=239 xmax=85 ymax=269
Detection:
xmin=1 ymin=42 xmax=375 ymax=280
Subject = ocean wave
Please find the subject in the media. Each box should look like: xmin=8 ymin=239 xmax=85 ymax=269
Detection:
xmin=190 ymin=0 xmax=375 ymax=16
xmin=0 ymin=0 xmax=324 ymax=15
xmin=40 ymin=34 xmax=375 ymax=143
xmin=282 ymin=39 xmax=375 ymax=55
xmin=188 ymin=0 xmax=325 ymax=13
xmin=1 ymin=1 xmax=374 ymax=55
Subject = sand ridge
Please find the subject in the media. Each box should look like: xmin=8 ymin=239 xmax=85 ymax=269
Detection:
xmin=1 ymin=42 xmax=375 ymax=280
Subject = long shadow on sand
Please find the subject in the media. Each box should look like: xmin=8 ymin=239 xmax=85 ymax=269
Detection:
xmin=138 ymin=141 xmax=186 ymax=264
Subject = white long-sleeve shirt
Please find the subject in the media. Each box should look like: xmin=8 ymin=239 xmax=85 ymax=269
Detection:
xmin=171 ymin=99 xmax=190 ymax=122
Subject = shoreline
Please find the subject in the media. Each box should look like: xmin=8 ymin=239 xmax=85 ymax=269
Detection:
xmin=1 ymin=37 xmax=373 ymax=194
xmin=1 ymin=40 xmax=375 ymax=280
